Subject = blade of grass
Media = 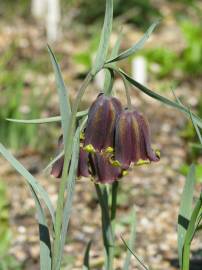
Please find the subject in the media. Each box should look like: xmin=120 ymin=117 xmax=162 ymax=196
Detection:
xmin=182 ymin=192 xmax=202 ymax=270
xmin=44 ymin=150 xmax=64 ymax=173
xmin=119 ymin=69 xmax=202 ymax=129
xmin=83 ymin=241 xmax=92 ymax=270
xmin=6 ymin=110 xmax=88 ymax=125
xmin=189 ymin=110 xmax=202 ymax=144
xmin=92 ymin=0 xmax=113 ymax=75
xmin=55 ymin=126 xmax=80 ymax=270
xmin=178 ymin=164 xmax=195 ymax=268
xmin=31 ymin=188 xmax=52 ymax=270
xmin=121 ymin=236 xmax=149 ymax=270
xmin=0 ymin=143 xmax=55 ymax=227
xmin=47 ymin=45 xmax=71 ymax=144
xmin=104 ymin=30 xmax=123 ymax=91
xmin=6 ymin=116 xmax=61 ymax=124
xmin=106 ymin=21 xmax=159 ymax=63
xmin=123 ymin=209 xmax=136 ymax=270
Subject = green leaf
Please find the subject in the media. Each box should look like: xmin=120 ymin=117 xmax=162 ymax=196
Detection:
xmin=104 ymin=30 xmax=123 ymax=91
xmin=31 ymin=188 xmax=52 ymax=270
xmin=180 ymin=164 xmax=202 ymax=183
xmin=106 ymin=21 xmax=159 ymax=64
xmin=47 ymin=45 xmax=71 ymax=144
xmin=6 ymin=116 xmax=61 ymax=124
xmin=44 ymin=150 xmax=64 ymax=173
xmin=178 ymin=164 xmax=195 ymax=268
xmin=120 ymin=70 xmax=202 ymax=129
xmin=0 ymin=143 xmax=55 ymax=227
xmin=123 ymin=209 xmax=136 ymax=270
xmin=189 ymin=110 xmax=202 ymax=144
xmin=182 ymin=192 xmax=202 ymax=269
xmin=6 ymin=110 xmax=88 ymax=125
xmin=92 ymin=0 xmax=113 ymax=75
xmin=121 ymin=236 xmax=149 ymax=270
xmin=56 ymin=126 xmax=80 ymax=270
xmin=83 ymin=241 xmax=92 ymax=270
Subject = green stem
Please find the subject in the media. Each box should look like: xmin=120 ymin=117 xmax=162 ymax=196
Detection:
xmin=52 ymin=72 xmax=93 ymax=270
xmin=95 ymin=184 xmax=114 ymax=270
xmin=121 ymin=74 xmax=132 ymax=110
xmin=111 ymin=181 xmax=119 ymax=234
xmin=104 ymin=69 xmax=115 ymax=96
xmin=182 ymin=194 xmax=202 ymax=270
xmin=103 ymin=65 xmax=132 ymax=109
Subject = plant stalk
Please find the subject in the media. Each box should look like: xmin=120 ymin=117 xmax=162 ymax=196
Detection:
xmin=52 ymin=72 xmax=93 ymax=270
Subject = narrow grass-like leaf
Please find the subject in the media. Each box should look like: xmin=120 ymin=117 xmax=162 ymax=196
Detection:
xmin=178 ymin=164 xmax=195 ymax=268
xmin=56 ymin=126 xmax=80 ymax=270
xmin=0 ymin=143 xmax=55 ymax=226
xmin=83 ymin=241 xmax=92 ymax=270
xmin=123 ymin=209 xmax=136 ymax=270
xmin=47 ymin=45 xmax=71 ymax=144
xmin=92 ymin=0 xmax=113 ymax=75
xmin=44 ymin=150 xmax=64 ymax=173
xmin=104 ymin=30 xmax=123 ymax=91
xmin=6 ymin=110 xmax=88 ymax=125
xmin=121 ymin=236 xmax=149 ymax=270
xmin=182 ymin=192 xmax=202 ymax=270
xmin=31 ymin=188 xmax=52 ymax=270
xmin=106 ymin=21 xmax=159 ymax=64
xmin=7 ymin=116 xmax=61 ymax=124
xmin=120 ymin=70 xmax=202 ymax=129
xmin=189 ymin=110 xmax=202 ymax=144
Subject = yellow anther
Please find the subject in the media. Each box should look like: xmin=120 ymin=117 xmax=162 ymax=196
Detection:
xmin=122 ymin=170 xmax=128 ymax=176
xmin=83 ymin=144 xmax=96 ymax=153
xmin=155 ymin=150 xmax=161 ymax=158
xmin=110 ymin=159 xmax=121 ymax=167
xmin=80 ymin=132 xmax=85 ymax=140
xmin=136 ymin=159 xmax=150 ymax=166
xmin=105 ymin=147 xmax=114 ymax=154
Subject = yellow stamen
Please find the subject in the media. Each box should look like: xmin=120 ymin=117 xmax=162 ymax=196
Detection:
xmin=110 ymin=159 xmax=121 ymax=167
xmin=83 ymin=144 xmax=96 ymax=153
xmin=105 ymin=146 xmax=114 ymax=154
xmin=155 ymin=150 xmax=161 ymax=158
xmin=136 ymin=159 xmax=150 ymax=166
xmin=122 ymin=170 xmax=128 ymax=176
xmin=80 ymin=132 xmax=85 ymax=140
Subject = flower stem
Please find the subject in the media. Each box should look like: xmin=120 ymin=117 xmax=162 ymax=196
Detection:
xmin=52 ymin=72 xmax=93 ymax=270
xmin=95 ymin=184 xmax=114 ymax=270
xmin=103 ymin=65 xmax=132 ymax=109
xmin=121 ymin=74 xmax=132 ymax=110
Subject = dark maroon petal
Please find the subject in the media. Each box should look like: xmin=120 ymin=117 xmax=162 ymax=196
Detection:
xmin=77 ymin=148 xmax=90 ymax=177
xmin=84 ymin=94 xmax=122 ymax=151
xmin=111 ymin=97 xmax=122 ymax=115
xmin=135 ymin=112 xmax=159 ymax=162
xmin=89 ymin=153 xmax=120 ymax=184
xmin=51 ymin=156 xmax=64 ymax=178
xmin=130 ymin=113 xmax=142 ymax=162
xmin=115 ymin=111 xmax=133 ymax=168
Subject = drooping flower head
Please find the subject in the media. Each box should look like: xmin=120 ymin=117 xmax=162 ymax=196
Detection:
xmin=114 ymin=108 xmax=160 ymax=169
xmin=51 ymin=95 xmax=160 ymax=184
xmin=83 ymin=93 xmax=122 ymax=153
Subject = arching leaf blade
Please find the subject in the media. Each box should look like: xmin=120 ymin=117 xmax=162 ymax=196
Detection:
xmin=92 ymin=0 xmax=113 ymax=75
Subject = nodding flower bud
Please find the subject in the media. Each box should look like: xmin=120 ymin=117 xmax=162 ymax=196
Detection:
xmin=115 ymin=109 xmax=160 ymax=169
xmin=83 ymin=93 xmax=122 ymax=152
xmin=89 ymin=152 xmax=121 ymax=184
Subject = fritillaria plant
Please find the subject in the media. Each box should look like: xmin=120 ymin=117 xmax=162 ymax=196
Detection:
xmin=1 ymin=1 xmax=202 ymax=270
